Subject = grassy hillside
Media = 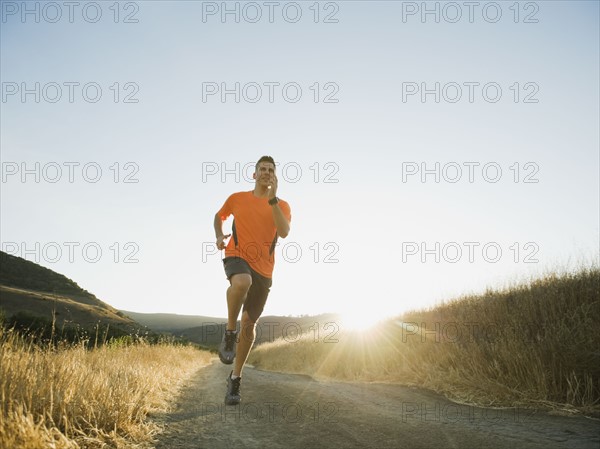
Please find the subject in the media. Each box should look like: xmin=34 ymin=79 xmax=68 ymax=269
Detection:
xmin=1 ymin=286 xmax=140 ymax=334
xmin=0 ymin=252 xmax=214 ymax=447
xmin=249 ymin=267 xmax=600 ymax=416
xmin=0 ymin=251 xmax=142 ymax=338
xmin=1 ymin=251 xmax=96 ymax=303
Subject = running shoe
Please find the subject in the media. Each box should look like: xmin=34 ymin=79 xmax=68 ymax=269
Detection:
xmin=225 ymin=372 xmax=241 ymax=405
xmin=218 ymin=330 xmax=237 ymax=365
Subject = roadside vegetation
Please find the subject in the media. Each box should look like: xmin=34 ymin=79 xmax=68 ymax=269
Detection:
xmin=0 ymin=322 xmax=213 ymax=448
xmin=250 ymin=267 xmax=600 ymax=416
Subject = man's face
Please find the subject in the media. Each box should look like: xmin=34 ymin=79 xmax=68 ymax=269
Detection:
xmin=254 ymin=162 xmax=276 ymax=186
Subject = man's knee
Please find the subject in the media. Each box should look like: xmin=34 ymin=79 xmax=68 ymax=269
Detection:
xmin=230 ymin=273 xmax=252 ymax=292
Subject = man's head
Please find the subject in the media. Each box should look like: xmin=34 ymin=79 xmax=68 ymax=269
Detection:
xmin=255 ymin=156 xmax=275 ymax=173
xmin=254 ymin=156 xmax=276 ymax=185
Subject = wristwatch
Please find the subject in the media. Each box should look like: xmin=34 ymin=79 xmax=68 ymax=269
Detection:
xmin=268 ymin=197 xmax=279 ymax=206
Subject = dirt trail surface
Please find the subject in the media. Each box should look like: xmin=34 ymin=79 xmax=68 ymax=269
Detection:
xmin=153 ymin=361 xmax=599 ymax=449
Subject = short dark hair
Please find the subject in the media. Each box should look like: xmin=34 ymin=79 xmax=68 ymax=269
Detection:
xmin=255 ymin=155 xmax=275 ymax=172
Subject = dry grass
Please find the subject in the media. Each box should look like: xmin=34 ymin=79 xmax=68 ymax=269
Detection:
xmin=250 ymin=267 xmax=600 ymax=416
xmin=0 ymin=329 xmax=213 ymax=448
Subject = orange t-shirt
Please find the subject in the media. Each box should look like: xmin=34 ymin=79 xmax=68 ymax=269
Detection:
xmin=217 ymin=191 xmax=292 ymax=278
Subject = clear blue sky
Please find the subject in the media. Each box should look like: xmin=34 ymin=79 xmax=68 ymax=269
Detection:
xmin=1 ymin=1 xmax=598 ymax=323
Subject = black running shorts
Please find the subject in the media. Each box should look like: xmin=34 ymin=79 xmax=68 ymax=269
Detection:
xmin=222 ymin=257 xmax=273 ymax=322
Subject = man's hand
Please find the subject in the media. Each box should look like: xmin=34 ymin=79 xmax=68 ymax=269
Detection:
xmin=216 ymin=234 xmax=231 ymax=250
xmin=268 ymin=174 xmax=278 ymax=199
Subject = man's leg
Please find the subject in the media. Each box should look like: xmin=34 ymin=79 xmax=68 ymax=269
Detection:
xmin=224 ymin=310 xmax=255 ymax=405
xmin=219 ymin=273 xmax=252 ymax=365
xmin=226 ymin=274 xmax=252 ymax=331
xmin=225 ymin=271 xmax=271 ymax=404
xmin=233 ymin=310 xmax=256 ymax=377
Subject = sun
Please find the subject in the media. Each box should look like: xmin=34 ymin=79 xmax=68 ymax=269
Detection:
xmin=339 ymin=310 xmax=390 ymax=332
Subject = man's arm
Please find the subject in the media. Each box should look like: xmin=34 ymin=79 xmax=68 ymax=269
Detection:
xmin=271 ymin=204 xmax=290 ymax=238
xmin=214 ymin=213 xmax=230 ymax=249
xmin=267 ymin=174 xmax=290 ymax=238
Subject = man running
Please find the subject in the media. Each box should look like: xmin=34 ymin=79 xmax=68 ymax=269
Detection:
xmin=214 ymin=156 xmax=292 ymax=405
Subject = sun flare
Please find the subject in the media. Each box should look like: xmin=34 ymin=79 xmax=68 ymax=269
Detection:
xmin=339 ymin=310 xmax=391 ymax=332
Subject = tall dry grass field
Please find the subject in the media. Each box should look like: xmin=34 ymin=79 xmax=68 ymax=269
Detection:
xmin=0 ymin=329 xmax=213 ymax=448
xmin=250 ymin=267 xmax=600 ymax=415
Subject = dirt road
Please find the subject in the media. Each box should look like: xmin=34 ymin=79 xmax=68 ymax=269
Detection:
xmin=153 ymin=361 xmax=599 ymax=449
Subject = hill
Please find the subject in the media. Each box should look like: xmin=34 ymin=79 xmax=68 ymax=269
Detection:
xmin=0 ymin=251 xmax=141 ymax=335
xmin=121 ymin=310 xmax=226 ymax=332
xmin=1 ymin=251 xmax=96 ymax=301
